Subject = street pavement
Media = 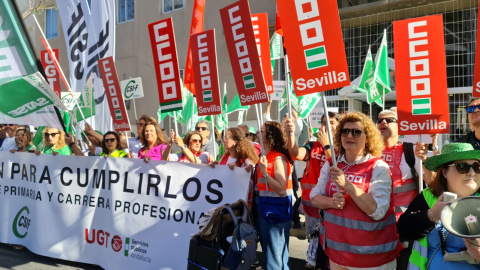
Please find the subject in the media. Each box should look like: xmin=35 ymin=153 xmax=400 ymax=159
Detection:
xmin=0 ymin=221 xmax=309 ymax=270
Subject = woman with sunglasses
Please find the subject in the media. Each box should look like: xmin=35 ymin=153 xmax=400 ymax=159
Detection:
xmin=398 ymin=143 xmax=480 ymax=269
xmin=9 ymin=128 xmax=33 ymax=153
xmin=35 ymin=127 xmax=72 ymax=156
xmin=163 ymin=130 xmax=214 ymax=164
xmin=99 ymin=132 xmax=128 ymax=158
xmin=310 ymin=111 xmax=399 ymax=270
xmin=138 ymin=121 xmax=168 ymax=162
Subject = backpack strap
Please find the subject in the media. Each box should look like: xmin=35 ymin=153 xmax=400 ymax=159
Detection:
xmin=403 ymin=142 xmax=419 ymax=191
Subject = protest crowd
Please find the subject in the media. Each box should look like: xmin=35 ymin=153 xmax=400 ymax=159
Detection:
xmin=2 ymin=96 xmax=480 ymax=270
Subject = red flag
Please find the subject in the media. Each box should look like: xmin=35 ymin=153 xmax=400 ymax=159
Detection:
xmin=40 ymin=49 xmax=61 ymax=98
xmin=275 ymin=7 xmax=282 ymax=36
xmin=184 ymin=0 xmax=206 ymax=95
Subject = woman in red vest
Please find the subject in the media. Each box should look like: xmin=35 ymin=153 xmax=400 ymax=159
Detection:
xmin=254 ymin=121 xmax=294 ymax=269
xmin=310 ymin=112 xmax=400 ymax=269
xmin=217 ymin=127 xmax=258 ymax=168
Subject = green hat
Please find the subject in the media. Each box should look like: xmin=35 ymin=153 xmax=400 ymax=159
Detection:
xmin=248 ymin=127 xmax=256 ymax=134
xmin=424 ymin=143 xmax=480 ymax=172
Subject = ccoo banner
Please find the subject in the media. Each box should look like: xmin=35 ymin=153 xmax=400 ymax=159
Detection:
xmin=0 ymin=152 xmax=250 ymax=270
xmin=220 ymin=0 xmax=268 ymax=106
xmin=276 ymin=0 xmax=350 ymax=97
xmin=98 ymin=57 xmax=130 ymax=132
xmin=393 ymin=15 xmax=449 ymax=135
xmin=191 ymin=29 xmax=222 ymax=116
xmin=148 ymin=18 xmax=183 ymax=113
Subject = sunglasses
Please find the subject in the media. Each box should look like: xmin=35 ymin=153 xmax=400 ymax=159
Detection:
xmin=376 ymin=117 xmax=397 ymax=124
xmin=44 ymin=133 xmax=59 ymax=137
xmin=467 ymin=105 xmax=480 ymax=113
xmin=137 ymin=122 xmax=145 ymax=127
xmin=104 ymin=138 xmax=116 ymax=143
xmin=190 ymin=139 xmax=202 ymax=143
xmin=448 ymin=162 xmax=480 ymax=174
xmin=6 ymin=124 xmax=15 ymax=126
xmin=195 ymin=127 xmax=208 ymax=131
xmin=340 ymin=128 xmax=364 ymax=138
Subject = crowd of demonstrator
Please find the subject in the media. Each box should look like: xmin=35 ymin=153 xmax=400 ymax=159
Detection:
xmin=3 ymin=97 xmax=480 ymax=270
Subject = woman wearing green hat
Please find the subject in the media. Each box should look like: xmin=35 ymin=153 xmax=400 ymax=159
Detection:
xmin=398 ymin=143 xmax=480 ymax=269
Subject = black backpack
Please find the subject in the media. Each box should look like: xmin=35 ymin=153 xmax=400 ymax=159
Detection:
xmin=187 ymin=202 xmax=257 ymax=270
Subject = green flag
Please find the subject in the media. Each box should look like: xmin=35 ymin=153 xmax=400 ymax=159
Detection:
xmin=279 ymin=79 xmax=298 ymax=111
xmin=32 ymin=126 xmax=45 ymax=150
xmin=270 ymin=33 xmax=282 ymax=75
xmin=73 ymin=75 xmax=95 ymax=122
xmin=353 ymin=46 xmax=373 ymax=96
xmin=226 ymin=93 xmax=249 ymax=114
xmin=296 ymin=93 xmax=321 ymax=119
xmin=373 ymin=29 xmax=391 ymax=98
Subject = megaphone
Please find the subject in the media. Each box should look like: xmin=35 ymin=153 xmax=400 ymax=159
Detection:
xmin=441 ymin=196 xmax=480 ymax=264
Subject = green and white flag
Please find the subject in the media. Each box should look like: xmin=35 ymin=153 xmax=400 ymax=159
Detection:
xmin=226 ymin=93 xmax=250 ymax=114
xmin=352 ymin=45 xmax=385 ymax=106
xmin=279 ymin=79 xmax=298 ymax=111
xmin=0 ymin=0 xmax=40 ymax=86
xmin=270 ymin=33 xmax=282 ymax=75
xmin=0 ymin=72 xmax=67 ymax=129
xmin=73 ymin=75 xmax=96 ymax=122
xmin=296 ymin=93 xmax=321 ymax=119
xmin=372 ymin=29 xmax=391 ymax=100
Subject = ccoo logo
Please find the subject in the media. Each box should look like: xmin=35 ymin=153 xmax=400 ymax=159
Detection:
xmin=12 ymin=206 xmax=31 ymax=238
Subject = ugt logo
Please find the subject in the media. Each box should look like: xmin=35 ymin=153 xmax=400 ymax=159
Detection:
xmin=294 ymin=0 xmax=328 ymax=70
xmin=85 ymin=228 xmax=122 ymax=252
xmin=12 ymin=206 xmax=31 ymax=238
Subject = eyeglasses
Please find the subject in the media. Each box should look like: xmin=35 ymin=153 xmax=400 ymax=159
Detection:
xmin=44 ymin=133 xmax=58 ymax=137
xmin=190 ymin=139 xmax=202 ymax=143
xmin=340 ymin=128 xmax=364 ymax=138
xmin=104 ymin=138 xmax=116 ymax=143
xmin=467 ymin=105 xmax=480 ymax=113
xmin=195 ymin=127 xmax=208 ymax=131
xmin=448 ymin=162 xmax=480 ymax=174
xmin=137 ymin=122 xmax=145 ymax=127
xmin=376 ymin=117 xmax=398 ymax=124
xmin=6 ymin=124 xmax=15 ymax=126
xmin=15 ymin=134 xmax=24 ymax=138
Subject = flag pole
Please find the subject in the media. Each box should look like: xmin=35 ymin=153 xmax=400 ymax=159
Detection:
xmin=173 ymin=111 xmax=179 ymax=135
xmin=255 ymin=104 xmax=265 ymax=156
xmin=285 ymin=55 xmax=292 ymax=119
xmin=321 ymin=92 xmax=340 ymax=192
xmin=211 ymin=115 xmax=216 ymax=158
xmin=418 ymin=135 xmax=424 ymax=192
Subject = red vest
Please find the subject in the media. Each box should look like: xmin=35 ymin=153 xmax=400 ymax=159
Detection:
xmin=178 ymin=151 xmax=210 ymax=163
xmin=301 ymin=141 xmax=328 ymax=218
xmin=322 ymin=157 xmax=399 ymax=268
xmin=255 ymin=150 xmax=292 ymax=193
xmin=382 ymin=144 xmax=417 ymax=221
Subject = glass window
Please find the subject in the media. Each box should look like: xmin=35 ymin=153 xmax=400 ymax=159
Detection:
xmin=118 ymin=0 xmax=135 ymax=23
xmin=163 ymin=0 xmax=184 ymax=13
xmin=45 ymin=9 xmax=58 ymax=40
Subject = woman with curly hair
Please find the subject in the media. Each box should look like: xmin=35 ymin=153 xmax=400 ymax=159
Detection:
xmin=138 ymin=121 xmax=168 ymax=162
xmin=35 ymin=127 xmax=72 ymax=156
xmin=163 ymin=130 xmax=214 ymax=164
xmin=217 ymin=127 xmax=259 ymax=168
xmin=310 ymin=111 xmax=400 ymax=270
xmin=254 ymin=121 xmax=294 ymax=269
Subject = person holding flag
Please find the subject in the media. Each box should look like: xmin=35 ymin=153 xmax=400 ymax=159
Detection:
xmin=310 ymin=112 xmax=399 ymax=270
xmin=163 ymin=130 xmax=214 ymax=164
xmin=284 ymin=111 xmax=340 ymax=269
xmin=138 ymin=121 xmax=168 ymax=162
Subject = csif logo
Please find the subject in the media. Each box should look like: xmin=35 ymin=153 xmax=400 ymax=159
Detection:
xmin=124 ymin=80 xmax=138 ymax=99
xmin=12 ymin=206 xmax=31 ymax=238
xmin=85 ymin=228 xmax=122 ymax=252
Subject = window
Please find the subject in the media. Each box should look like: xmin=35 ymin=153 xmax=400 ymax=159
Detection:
xmin=45 ymin=9 xmax=58 ymax=39
xmin=163 ymin=0 xmax=184 ymax=13
xmin=118 ymin=0 xmax=135 ymax=23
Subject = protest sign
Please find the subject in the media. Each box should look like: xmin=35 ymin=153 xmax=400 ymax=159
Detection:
xmin=98 ymin=57 xmax=130 ymax=132
xmin=252 ymin=13 xmax=273 ymax=94
xmin=148 ymin=18 xmax=183 ymax=112
xmin=120 ymin=77 xmax=144 ymax=100
xmin=61 ymin=92 xmax=82 ymax=110
xmin=0 ymin=152 xmax=250 ymax=269
xmin=276 ymin=0 xmax=350 ymax=97
xmin=220 ymin=0 xmax=268 ymax=106
xmin=393 ymin=15 xmax=449 ymax=135
xmin=191 ymin=29 xmax=222 ymax=116
xmin=271 ymin=80 xmax=285 ymax=100
xmin=40 ymin=49 xmax=61 ymax=97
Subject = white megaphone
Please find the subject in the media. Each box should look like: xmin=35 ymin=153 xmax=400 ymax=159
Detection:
xmin=441 ymin=196 xmax=480 ymax=264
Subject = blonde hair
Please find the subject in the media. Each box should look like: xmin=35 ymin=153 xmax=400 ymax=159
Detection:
xmin=334 ymin=112 xmax=384 ymax=157
xmin=43 ymin=127 xmax=67 ymax=150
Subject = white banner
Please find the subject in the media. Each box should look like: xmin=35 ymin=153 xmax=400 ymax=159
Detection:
xmin=0 ymin=152 xmax=249 ymax=269
xmin=57 ymin=0 xmax=115 ymax=133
